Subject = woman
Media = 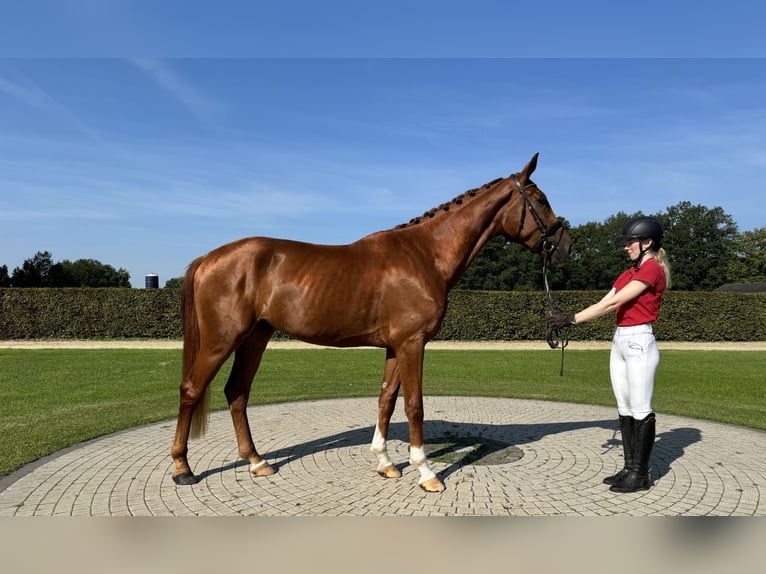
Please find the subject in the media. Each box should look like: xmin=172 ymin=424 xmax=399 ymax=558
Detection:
xmin=549 ymin=216 xmax=672 ymax=493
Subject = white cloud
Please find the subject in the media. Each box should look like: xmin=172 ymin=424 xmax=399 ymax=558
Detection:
xmin=130 ymin=59 xmax=224 ymax=130
xmin=0 ymin=73 xmax=107 ymax=145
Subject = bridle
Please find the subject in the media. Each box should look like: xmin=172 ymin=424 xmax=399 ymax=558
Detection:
xmin=511 ymin=175 xmax=565 ymax=257
xmin=511 ymin=174 xmax=570 ymax=375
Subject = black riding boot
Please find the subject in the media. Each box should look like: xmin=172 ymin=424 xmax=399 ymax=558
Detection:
xmin=610 ymin=413 xmax=655 ymax=493
xmin=603 ymin=415 xmax=634 ymax=485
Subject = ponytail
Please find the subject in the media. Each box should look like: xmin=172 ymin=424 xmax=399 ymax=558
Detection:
xmin=653 ymin=247 xmax=672 ymax=289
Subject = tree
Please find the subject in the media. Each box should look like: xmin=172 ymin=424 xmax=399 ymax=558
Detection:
xmin=53 ymin=259 xmax=131 ymax=287
xmin=561 ymin=212 xmax=639 ymax=290
xmin=459 ymin=237 xmax=517 ymax=290
xmin=457 ymin=202 xmax=742 ymax=292
xmin=11 ymin=251 xmax=55 ymax=287
xmin=660 ymin=201 xmax=738 ymax=290
xmin=9 ymin=252 xmax=131 ymax=287
xmin=0 ymin=265 xmax=10 ymax=287
xmin=164 ymin=277 xmax=184 ymax=288
xmin=460 ymin=213 xmax=639 ymax=292
xmin=727 ymin=227 xmax=766 ymax=283
xmin=457 ymin=236 xmax=550 ymax=291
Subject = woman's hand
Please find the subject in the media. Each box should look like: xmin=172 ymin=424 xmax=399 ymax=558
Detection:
xmin=548 ymin=310 xmax=575 ymax=328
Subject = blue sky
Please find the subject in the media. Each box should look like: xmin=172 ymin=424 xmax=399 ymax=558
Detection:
xmin=1 ymin=2 xmax=765 ymax=287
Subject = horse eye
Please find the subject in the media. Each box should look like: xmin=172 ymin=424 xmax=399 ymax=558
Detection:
xmin=537 ymin=197 xmax=550 ymax=208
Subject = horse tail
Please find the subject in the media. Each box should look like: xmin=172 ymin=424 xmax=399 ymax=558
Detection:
xmin=183 ymin=257 xmax=209 ymax=439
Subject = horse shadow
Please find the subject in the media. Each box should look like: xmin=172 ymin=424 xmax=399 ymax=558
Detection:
xmin=196 ymin=415 xmax=703 ymax=484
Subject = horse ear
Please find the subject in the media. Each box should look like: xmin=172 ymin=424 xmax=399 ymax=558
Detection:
xmin=519 ymin=152 xmax=539 ymax=182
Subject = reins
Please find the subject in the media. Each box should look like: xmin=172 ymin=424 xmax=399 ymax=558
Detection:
xmin=511 ymin=174 xmax=570 ymax=376
xmin=543 ymin=250 xmax=569 ymax=376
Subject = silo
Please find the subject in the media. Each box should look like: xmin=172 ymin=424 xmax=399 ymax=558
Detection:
xmin=145 ymin=273 xmax=159 ymax=289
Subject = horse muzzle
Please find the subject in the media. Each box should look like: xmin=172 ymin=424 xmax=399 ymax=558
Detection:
xmin=537 ymin=222 xmax=571 ymax=267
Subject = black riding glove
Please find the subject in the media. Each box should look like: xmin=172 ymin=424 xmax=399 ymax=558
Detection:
xmin=548 ymin=310 xmax=575 ymax=329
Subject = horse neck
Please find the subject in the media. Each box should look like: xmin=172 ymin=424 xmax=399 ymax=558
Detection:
xmin=419 ymin=181 xmax=514 ymax=289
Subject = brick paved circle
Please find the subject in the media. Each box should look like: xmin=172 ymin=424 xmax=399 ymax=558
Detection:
xmin=1 ymin=396 xmax=763 ymax=516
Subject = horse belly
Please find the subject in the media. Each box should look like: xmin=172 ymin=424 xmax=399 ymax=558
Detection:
xmin=262 ymin=282 xmax=385 ymax=347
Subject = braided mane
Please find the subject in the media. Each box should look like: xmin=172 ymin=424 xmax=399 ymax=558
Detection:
xmin=393 ymin=177 xmax=504 ymax=230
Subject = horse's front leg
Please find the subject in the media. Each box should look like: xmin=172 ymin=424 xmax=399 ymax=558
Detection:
xmin=371 ymin=352 xmax=402 ymax=478
xmin=397 ymin=340 xmax=445 ymax=493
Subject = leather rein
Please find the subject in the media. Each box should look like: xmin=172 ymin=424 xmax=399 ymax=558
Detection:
xmin=512 ymin=175 xmax=570 ymax=376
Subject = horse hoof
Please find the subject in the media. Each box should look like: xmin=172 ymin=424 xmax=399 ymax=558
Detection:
xmin=419 ymin=477 xmax=445 ymax=493
xmin=250 ymin=461 xmax=276 ymax=477
xmin=172 ymin=471 xmax=198 ymax=485
xmin=377 ymin=465 xmax=402 ymax=479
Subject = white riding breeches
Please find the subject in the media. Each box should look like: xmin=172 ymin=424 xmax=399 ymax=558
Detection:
xmin=609 ymin=324 xmax=659 ymax=420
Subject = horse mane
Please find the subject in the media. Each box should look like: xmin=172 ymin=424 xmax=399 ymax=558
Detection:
xmin=393 ymin=177 xmax=505 ymax=230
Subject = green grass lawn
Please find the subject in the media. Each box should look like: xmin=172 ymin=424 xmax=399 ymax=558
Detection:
xmin=1 ymin=347 xmax=764 ymax=479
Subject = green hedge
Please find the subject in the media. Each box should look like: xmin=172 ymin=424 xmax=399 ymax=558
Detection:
xmin=0 ymin=288 xmax=180 ymax=339
xmin=437 ymin=290 xmax=766 ymax=342
xmin=1 ymin=288 xmax=764 ymax=341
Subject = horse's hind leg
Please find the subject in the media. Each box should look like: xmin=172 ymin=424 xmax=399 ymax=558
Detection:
xmin=171 ymin=346 xmax=231 ymax=485
xmin=371 ymin=351 xmax=402 ymax=479
xmin=225 ymin=325 xmax=277 ymax=477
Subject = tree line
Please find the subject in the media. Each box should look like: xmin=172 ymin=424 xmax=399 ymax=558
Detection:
xmin=460 ymin=200 xmax=765 ymax=291
xmin=0 ymin=251 xmax=130 ymax=288
xmin=2 ymin=201 xmax=764 ymax=291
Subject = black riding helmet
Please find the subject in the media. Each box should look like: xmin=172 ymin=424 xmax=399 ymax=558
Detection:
xmin=621 ymin=216 xmax=663 ymax=267
xmin=621 ymin=216 xmax=663 ymax=248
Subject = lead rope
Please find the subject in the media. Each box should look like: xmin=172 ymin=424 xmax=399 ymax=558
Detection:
xmin=543 ymin=251 xmax=569 ymax=376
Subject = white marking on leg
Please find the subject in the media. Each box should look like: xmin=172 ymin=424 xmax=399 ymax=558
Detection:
xmin=371 ymin=424 xmax=394 ymax=471
xmin=250 ymin=460 xmax=268 ymax=473
xmin=409 ymin=446 xmax=436 ymax=485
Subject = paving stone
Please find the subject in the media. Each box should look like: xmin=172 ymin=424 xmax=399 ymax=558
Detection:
xmin=0 ymin=397 xmax=764 ymax=516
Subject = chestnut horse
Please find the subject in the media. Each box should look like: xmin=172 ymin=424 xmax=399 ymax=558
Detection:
xmin=171 ymin=153 xmax=571 ymax=492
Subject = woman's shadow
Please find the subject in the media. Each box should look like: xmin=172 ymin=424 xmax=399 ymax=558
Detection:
xmin=196 ymin=416 xmax=702 ymax=484
xmin=652 ymin=426 xmax=702 ymax=481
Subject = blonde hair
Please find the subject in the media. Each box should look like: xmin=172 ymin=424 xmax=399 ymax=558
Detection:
xmin=652 ymin=247 xmax=672 ymax=289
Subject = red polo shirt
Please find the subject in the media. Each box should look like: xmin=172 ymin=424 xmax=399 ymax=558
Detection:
xmin=613 ymin=258 xmax=666 ymax=326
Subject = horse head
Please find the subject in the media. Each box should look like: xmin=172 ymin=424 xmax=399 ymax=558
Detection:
xmin=496 ymin=153 xmax=572 ymax=267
